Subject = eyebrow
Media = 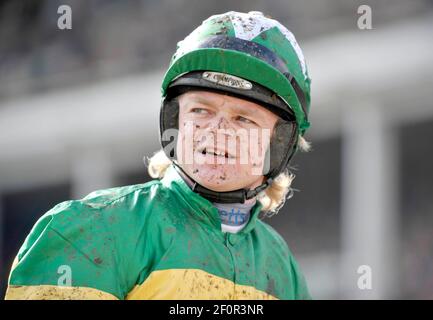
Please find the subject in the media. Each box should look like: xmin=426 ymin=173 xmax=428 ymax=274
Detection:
xmin=185 ymin=95 xmax=219 ymax=107
xmin=186 ymin=94 xmax=259 ymax=118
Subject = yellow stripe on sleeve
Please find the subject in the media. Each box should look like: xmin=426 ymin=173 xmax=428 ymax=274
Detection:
xmin=4 ymin=285 xmax=119 ymax=300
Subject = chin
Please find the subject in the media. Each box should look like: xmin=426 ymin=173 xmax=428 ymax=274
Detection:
xmin=192 ymin=171 xmax=256 ymax=193
xmin=182 ymin=162 xmax=261 ymax=191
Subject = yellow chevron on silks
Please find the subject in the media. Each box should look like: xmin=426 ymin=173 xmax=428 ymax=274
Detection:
xmin=126 ymin=268 xmax=278 ymax=300
xmin=4 ymin=285 xmax=118 ymax=300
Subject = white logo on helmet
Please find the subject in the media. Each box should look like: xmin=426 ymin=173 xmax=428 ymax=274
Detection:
xmin=202 ymin=71 xmax=253 ymax=90
xmin=227 ymin=11 xmax=308 ymax=78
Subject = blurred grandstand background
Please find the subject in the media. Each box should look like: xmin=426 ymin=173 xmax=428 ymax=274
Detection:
xmin=1 ymin=0 xmax=433 ymax=299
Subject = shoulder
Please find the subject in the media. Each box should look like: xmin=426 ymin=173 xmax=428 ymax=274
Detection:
xmin=47 ymin=179 xmax=163 ymax=224
xmin=26 ymin=179 xmax=169 ymax=251
xmin=80 ymin=179 xmax=162 ymax=208
xmin=255 ymin=219 xmax=291 ymax=253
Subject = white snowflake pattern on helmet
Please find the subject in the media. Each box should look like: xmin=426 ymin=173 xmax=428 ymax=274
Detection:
xmin=226 ymin=11 xmax=308 ymax=78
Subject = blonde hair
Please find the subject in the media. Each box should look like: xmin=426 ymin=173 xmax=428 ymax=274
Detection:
xmin=146 ymin=134 xmax=311 ymax=216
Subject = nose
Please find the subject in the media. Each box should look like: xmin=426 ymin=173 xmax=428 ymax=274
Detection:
xmin=203 ymin=113 xmax=236 ymax=138
xmin=216 ymin=116 xmax=230 ymax=130
xmin=208 ymin=114 xmax=232 ymax=130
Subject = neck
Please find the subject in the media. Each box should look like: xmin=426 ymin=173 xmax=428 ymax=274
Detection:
xmin=212 ymin=201 xmax=256 ymax=226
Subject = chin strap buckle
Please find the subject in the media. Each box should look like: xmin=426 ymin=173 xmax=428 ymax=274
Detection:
xmin=245 ymin=177 xmax=273 ymax=200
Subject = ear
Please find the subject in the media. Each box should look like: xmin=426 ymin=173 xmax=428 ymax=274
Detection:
xmin=160 ymin=98 xmax=180 ymax=160
xmin=262 ymin=119 xmax=298 ymax=178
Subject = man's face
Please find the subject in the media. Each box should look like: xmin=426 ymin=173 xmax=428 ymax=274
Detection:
xmin=175 ymin=90 xmax=279 ymax=192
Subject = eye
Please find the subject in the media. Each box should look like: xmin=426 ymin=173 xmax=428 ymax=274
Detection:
xmin=236 ymin=115 xmax=256 ymax=125
xmin=190 ymin=107 xmax=210 ymax=115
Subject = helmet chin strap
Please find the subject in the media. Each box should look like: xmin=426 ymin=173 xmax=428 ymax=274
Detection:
xmin=172 ymin=162 xmax=273 ymax=204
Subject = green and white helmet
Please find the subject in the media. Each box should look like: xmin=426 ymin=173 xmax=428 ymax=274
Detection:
xmin=159 ymin=11 xmax=311 ymax=203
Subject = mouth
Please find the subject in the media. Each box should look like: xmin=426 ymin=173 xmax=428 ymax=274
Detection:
xmin=196 ymin=146 xmax=236 ymax=159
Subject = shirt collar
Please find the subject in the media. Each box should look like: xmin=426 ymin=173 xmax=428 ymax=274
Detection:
xmin=161 ymin=164 xmax=264 ymax=233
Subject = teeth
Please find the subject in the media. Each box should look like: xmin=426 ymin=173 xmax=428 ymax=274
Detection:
xmin=201 ymin=148 xmax=233 ymax=158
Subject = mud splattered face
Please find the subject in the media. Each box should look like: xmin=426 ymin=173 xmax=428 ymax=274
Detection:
xmin=176 ymin=90 xmax=279 ymax=192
